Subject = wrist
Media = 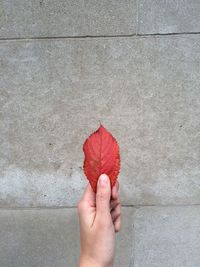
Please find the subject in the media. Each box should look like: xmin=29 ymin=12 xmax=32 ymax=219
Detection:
xmin=78 ymin=255 xmax=113 ymax=267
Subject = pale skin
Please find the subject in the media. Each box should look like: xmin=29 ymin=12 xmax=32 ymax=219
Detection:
xmin=77 ymin=174 xmax=122 ymax=267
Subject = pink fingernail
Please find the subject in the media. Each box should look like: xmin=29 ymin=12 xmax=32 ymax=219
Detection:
xmin=99 ymin=174 xmax=108 ymax=186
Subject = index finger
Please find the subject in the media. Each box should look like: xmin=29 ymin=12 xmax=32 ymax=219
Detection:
xmin=111 ymin=180 xmax=119 ymax=200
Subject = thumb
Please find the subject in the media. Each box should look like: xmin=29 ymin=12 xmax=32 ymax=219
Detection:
xmin=96 ymin=174 xmax=111 ymax=216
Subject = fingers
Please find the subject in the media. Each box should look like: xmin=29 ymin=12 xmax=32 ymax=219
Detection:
xmin=110 ymin=180 xmax=120 ymax=211
xmin=111 ymin=202 xmax=122 ymax=233
xmin=110 ymin=198 xmax=120 ymax=211
xmin=111 ymin=203 xmax=121 ymax=221
xmin=84 ymin=175 xmax=122 ymax=232
xmin=111 ymin=180 xmax=119 ymax=200
xmin=110 ymin=180 xmax=121 ymax=232
xmin=96 ymin=174 xmax=111 ymax=217
xmin=114 ymin=215 xmax=122 ymax=232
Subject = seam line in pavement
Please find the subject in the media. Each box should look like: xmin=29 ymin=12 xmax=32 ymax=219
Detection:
xmin=0 ymin=204 xmax=200 ymax=210
xmin=0 ymin=32 xmax=200 ymax=42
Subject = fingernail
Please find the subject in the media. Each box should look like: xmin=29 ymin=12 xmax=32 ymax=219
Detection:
xmin=99 ymin=174 xmax=108 ymax=186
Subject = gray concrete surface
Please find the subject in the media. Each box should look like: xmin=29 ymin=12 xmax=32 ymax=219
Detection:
xmin=0 ymin=1 xmax=200 ymax=266
xmin=0 ymin=0 xmax=137 ymax=38
xmin=0 ymin=36 xmax=200 ymax=207
xmin=0 ymin=207 xmax=135 ymax=267
xmin=134 ymin=206 xmax=200 ymax=267
xmin=138 ymin=0 xmax=200 ymax=34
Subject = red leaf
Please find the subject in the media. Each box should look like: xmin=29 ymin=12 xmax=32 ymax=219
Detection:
xmin=83 ymin=124 xmax=120 ymax=192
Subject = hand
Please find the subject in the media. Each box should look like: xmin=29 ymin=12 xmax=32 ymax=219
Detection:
xmin=77 ymin=174 xmax=121 ymax=267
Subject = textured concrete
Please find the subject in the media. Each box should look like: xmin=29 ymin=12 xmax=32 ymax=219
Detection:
xmin=134 ymin=206 xmax=200 ymax=267
xmin=1 ymin=36 xmax=200 ymax=207
xmin=0 ymin=207 xmax=135 ymax=267
xmin=0 ymin=0 xmax=137 ymax=38
xmin=0 ymin=208 xmax=79 ymax=267
xmin=139 ymin=0 xmax=200 ymax=34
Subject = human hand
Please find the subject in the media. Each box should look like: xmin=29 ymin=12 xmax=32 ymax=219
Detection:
xmin=77 ymin=174 xmax=121 ymax=267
